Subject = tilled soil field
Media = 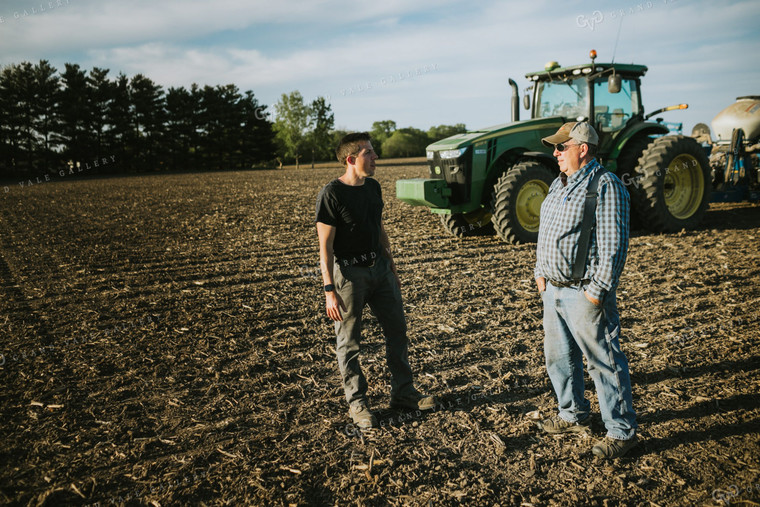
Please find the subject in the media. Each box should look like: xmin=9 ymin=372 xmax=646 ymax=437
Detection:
xmin=1 ymin=164 xmax=759 ymax=506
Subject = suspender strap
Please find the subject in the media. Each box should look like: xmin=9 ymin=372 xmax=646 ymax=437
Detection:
xmin=571 ymin=169 xmax=606 ymax=281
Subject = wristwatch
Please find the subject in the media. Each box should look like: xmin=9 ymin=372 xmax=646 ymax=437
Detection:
xmin=324 ymin=284 xmax=335 ymax=292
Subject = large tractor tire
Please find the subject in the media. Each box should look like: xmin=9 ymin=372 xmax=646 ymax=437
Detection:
xmin=616 ymin=135 xmax=655 ymax=230
xmin=634 ymin=135 xmax=711 ymax=232
xmin=491 ymin=160 xmax=555 ymax=244
xmin=440 ymin=208 xmax=495 ymax=237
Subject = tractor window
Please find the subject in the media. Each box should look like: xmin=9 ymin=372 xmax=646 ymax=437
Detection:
xmin=593 ymin=78 xmax=640 ymax=132
xmin=535 ymin=78 xmax=589 ymax=120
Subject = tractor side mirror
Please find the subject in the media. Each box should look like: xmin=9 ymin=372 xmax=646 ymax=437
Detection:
xmin=523 ymin=93 xmax=531 ymax=110
xmin=608 ymin=75 xmax=621 ymax=94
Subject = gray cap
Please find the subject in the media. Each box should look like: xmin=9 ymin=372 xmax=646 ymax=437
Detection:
xmin=541 ymin=121 xmax=599 ymax=147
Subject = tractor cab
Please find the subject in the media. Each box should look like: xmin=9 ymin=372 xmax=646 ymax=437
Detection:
xmin=525 ymin=58 xmax=655 ymax=170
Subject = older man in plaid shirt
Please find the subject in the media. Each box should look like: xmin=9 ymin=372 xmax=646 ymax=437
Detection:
xmin=535 ymin=122 xmax=638 ymax=459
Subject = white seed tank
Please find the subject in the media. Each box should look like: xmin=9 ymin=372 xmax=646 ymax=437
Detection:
xmin=711 ymin=96 xmax=760 ymax=142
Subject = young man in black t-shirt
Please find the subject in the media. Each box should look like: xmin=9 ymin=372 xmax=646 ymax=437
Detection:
xmin=315 ymin=132 xmax=434 ymax=429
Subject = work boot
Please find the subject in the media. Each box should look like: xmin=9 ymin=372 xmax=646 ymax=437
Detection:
xmin=390 ymin=391 xmax=436 ymax=411
xmin=592 ymin=435 xmax=638 ymax=458
xmin=349 ymin=403 xmax=377 ymax=429
xmin=538 ymin=415 xmax=590 ymax=434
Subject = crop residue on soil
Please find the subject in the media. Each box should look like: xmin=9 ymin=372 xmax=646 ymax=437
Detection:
xmin=1 ymin=166 xmax=759 ymax=506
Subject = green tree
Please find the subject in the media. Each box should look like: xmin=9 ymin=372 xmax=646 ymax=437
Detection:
xmin=239 ymin=90 xmax=275 ymax=168
xmin=58 ymin=63 xmax=91 ymax=171
xmin=165 ymin=86 xmax=197 ymax=171
xmin=308 ymin=96 xmax=335 ymax=167
xmin=87 ymin=67 xmax=114 ymax=170
xmin=0 ymin=60 xmax=278 ymax=175
xmin=0 ymin=63 xmax=33 ymax=174
xmin=382 ymin=127 xmax=429 ymax=158
xmin=428 ymin=123 xmax=466 ymax=142
xmin=371 ymin=120 xmax=396 ymax=157
xmin=273 ymin=91 xmax=310 ymax=169
xmin=130 ymin=74 xmax=165 ymax=171
xmin=109 ymin=73 xmax=134 ymax=172
xmin=0 ymin=65 xmax=20 ymax=173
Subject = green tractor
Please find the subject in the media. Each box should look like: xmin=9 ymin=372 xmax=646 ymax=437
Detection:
xmin=396 ymin=50 xmax=711 ymax=244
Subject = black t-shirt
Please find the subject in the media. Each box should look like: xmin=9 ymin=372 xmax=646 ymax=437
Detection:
xmin=315 ymin=178 xmax=383 ymax=261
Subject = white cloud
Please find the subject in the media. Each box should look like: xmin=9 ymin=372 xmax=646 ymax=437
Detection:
xmin=1 ymin=0 xmax=758 ymax=132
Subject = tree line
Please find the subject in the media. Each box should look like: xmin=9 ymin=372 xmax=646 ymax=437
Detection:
xmin=0 ymin=62 xmax=467 ymax=177
xmin=272 ymin=90 xmax=466 ymax=168
xmin=0 ymin=60 xmax=275 ymax=177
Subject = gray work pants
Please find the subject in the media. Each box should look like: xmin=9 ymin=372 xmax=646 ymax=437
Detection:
xmin=333 ymin=255 xmax=414 ymax=407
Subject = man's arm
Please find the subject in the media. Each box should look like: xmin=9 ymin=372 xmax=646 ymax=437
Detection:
xmin=317 ymin=221 xmax=347 ymax=321
xmin=380 ymin=222 xmax=400 ymax=288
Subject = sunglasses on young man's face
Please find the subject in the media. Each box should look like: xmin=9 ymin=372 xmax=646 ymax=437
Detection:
xmin=554 ymin=142 xmax=580 ymax=152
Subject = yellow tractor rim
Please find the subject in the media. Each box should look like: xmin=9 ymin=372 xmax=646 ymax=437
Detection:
xmin=663 ymin=154 xmax=704 ymax=219
xmin=516 ymin=180 xmax=550 ymax=232
xmin=463 ymin=208 xmax=492 ymax=226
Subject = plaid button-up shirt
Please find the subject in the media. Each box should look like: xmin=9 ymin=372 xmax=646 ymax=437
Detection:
xmin=534 ymin=158 xmax=630 ymax=301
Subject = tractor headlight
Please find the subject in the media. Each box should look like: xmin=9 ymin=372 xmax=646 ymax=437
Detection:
xmin=439 ymin=147 xmax=468 ymax=160
xmin=426 ymin=151 xmax=434 ymax=160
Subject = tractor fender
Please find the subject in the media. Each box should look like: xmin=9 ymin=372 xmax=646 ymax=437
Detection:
xmin=609 ymin=122 xmax=670 ymax=162
xmin=519 ymin=151 xmax=559 ymax=173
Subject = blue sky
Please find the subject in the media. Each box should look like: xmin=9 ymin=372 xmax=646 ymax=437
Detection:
xmin=1 ymin=0 xmax=758 ymax=136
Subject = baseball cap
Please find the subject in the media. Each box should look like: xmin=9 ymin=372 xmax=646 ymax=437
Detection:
xmin=541 ymin=121 xmax=599 ymax=148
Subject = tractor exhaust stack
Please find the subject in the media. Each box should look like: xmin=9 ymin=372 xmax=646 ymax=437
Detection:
xmin=509 ymin=78 xmax=519 ymax=123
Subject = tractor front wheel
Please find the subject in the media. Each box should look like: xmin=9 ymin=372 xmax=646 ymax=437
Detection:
xmin=634 ymin=135 xmax=711 ymax=232
xmin=440 ymin=209 xmax=495 ymax=237
xmin=491 ymin=160 xmax=555 ymax=244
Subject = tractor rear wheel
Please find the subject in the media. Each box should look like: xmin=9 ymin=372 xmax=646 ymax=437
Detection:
xmin=634 ymin=135 xmax=711 ymax=232
xmin=440 ymin=209 xmax=494 ymax=237
xmin=491 ymin=160 xmax=555 ymax=244
xmin=616 ymin=135 xmax=655 ymax=230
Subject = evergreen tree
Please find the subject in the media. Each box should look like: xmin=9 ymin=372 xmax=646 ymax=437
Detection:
xmin=34 ymin=61 xmax=62 ymax=174
xmin=0 ymin=64 xmax=26 ymax=173
xmin=165 ymin=86 xmax=196 ymax=171
xmin=109 ymin=73 xmax=133 ymax=172
xmin=87 ymin=67 xmax=113 ymax=170
xmin=130 ymin=74 xmax=165 ymax=171
xmin=57 ymin=63 xmax=91 ymax=171
xmin=239 ymin=90 xmax=275 ymax=168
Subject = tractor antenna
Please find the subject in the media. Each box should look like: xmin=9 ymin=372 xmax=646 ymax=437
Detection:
xmin=611 ymin=15 xmax=624 ymax=63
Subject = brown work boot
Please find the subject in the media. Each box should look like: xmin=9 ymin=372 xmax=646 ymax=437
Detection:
xmin=538 ymin=415 xmax=590 ymax=434
xmin=592 ymin=435 xmax=638 ymax=458
xmin=390 ymin=391 xmax=436 ymax=411
xmin=349 ymin=403 xmax=377 ymax=429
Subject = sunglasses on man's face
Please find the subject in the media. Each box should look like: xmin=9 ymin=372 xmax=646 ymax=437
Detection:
xmin=555 ymin=142 xmax=580 ymax=152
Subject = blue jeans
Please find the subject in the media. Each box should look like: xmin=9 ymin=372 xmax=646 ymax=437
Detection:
xmin=333 ymin=255 xmax=415 ymax=407
xmin=541 ymin=282 xmax=637 ymax=440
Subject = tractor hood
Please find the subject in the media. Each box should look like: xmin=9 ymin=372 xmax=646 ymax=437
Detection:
xmin=426 ymin=117 xmax=563 ymax=152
